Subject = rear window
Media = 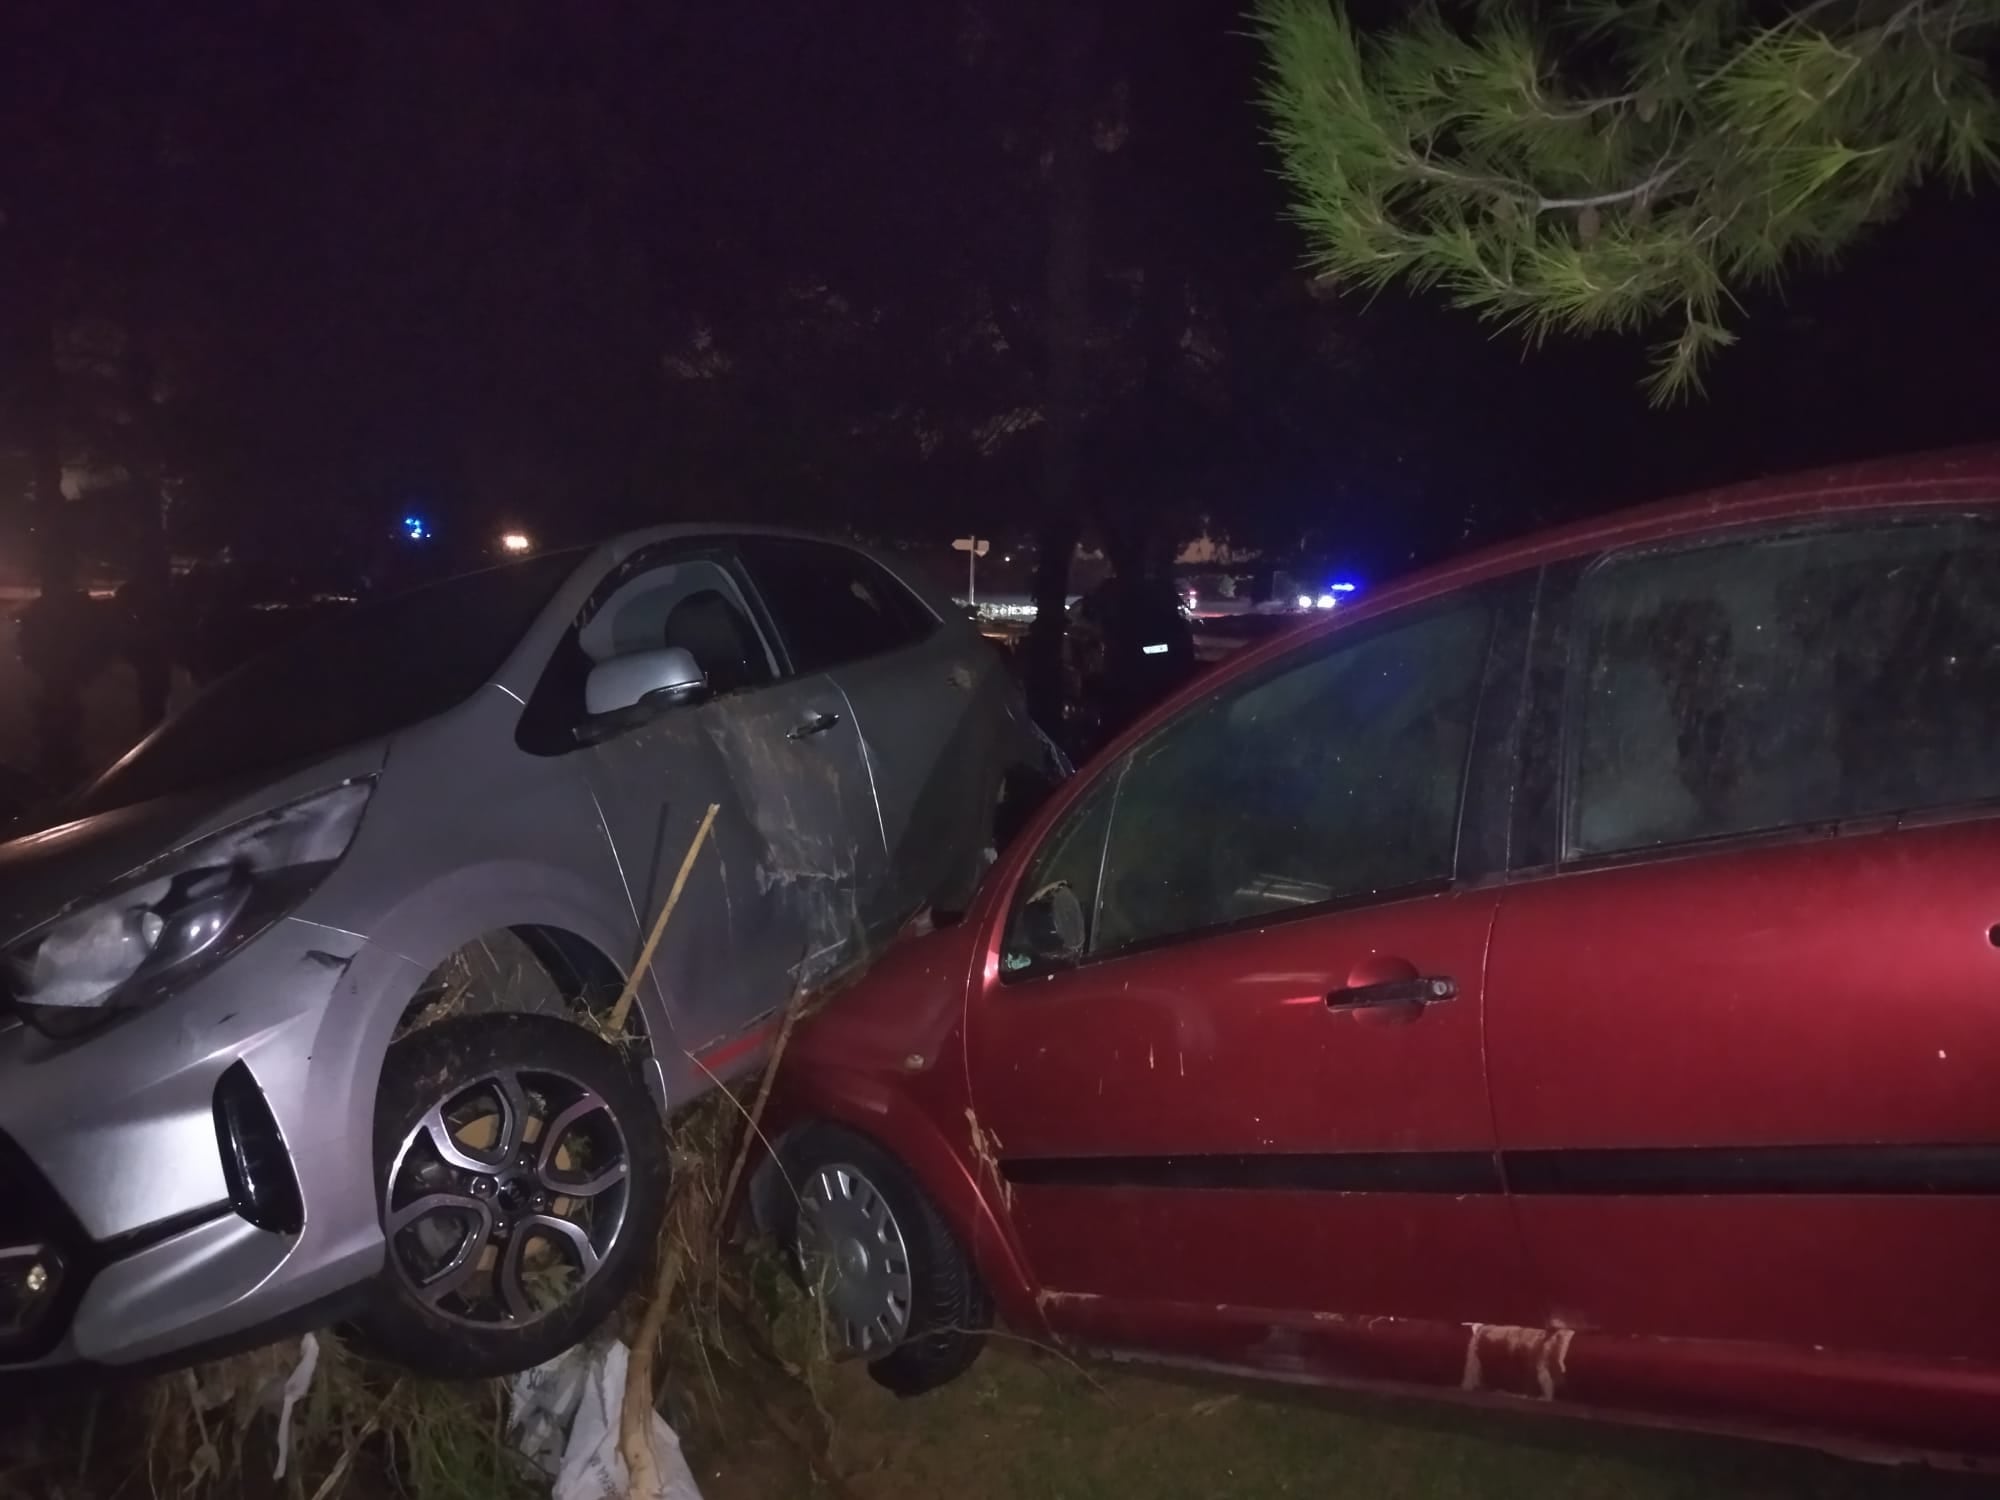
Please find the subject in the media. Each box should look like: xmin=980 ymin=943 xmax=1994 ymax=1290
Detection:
xmin=1567 ymin=515 xmax=2000 ymax=857
xmin=82 ymin=550 xmax=583 ymax=813
xmin=738 ymin=538 xmax=937 ymax=673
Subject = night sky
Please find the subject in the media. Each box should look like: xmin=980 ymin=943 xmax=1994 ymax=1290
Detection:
xmin=2 ymin=1 xmax=1995 ymax=587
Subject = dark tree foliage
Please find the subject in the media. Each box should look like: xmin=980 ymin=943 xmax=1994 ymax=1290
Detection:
xmin=1256 ymin=0 xmax=2000 ymax=400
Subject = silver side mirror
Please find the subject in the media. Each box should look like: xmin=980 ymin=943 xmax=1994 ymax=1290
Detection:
xmin=584 ymin=647 xmax=708 ymax=718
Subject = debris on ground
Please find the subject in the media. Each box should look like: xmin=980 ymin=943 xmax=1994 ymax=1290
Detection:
xmin=510 ymin=1342 xmax=701 ymax=1500
xmin=272 ymin=1333 xmax=321 ymax=1480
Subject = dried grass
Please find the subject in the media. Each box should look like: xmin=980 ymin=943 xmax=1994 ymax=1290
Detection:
xmin=610 ymin=966 xmax=862 ymax=1496
xmin=121 ymin=1331 xmax=539 ymax=1500
xmin=142 ymin=1339 xmax=297 ymax=1495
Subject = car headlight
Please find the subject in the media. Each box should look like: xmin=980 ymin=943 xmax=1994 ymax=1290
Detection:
xmin=3 ymin=781 xmax=373 ymax=1039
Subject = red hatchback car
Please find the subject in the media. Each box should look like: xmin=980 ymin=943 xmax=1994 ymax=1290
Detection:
xmin=748 ymin=449 xmax=2000 ymax=1465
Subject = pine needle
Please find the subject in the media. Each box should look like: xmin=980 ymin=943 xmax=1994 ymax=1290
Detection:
xmin=1253 ymin=0 xmax=2000 ymax=401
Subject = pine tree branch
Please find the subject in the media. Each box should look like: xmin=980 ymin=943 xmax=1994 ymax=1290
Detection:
xmin=1533 ymin=160 xmax=1684 ymax=212
xmin=1533 ymin=90 xmax=1641 ymax=120
xmin=1254 ymin=0 xmax=2000 ymax=401
xmin=1392 ymin=140 xmax=1686 ymax=216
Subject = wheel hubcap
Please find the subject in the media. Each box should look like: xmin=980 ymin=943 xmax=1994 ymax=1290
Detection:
xmin=799 ymin=1163 xmax=913 ymax=1356
xmin=382 ymin=1066 xmax=631 ymax=1328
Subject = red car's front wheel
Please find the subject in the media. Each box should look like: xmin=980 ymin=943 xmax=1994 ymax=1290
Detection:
xmin=782 ymin=1123 xmax=992 ymax=1396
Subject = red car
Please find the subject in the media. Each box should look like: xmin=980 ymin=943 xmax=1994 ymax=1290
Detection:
xmin=747 ymin=448 xmax=2000 ymax=1465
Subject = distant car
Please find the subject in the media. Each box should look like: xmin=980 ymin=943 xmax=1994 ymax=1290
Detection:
xmin=756 ymin=449 xmax=2000 ymax=1464
xmin=0 ymin=527 xmax=1054 ymax=1378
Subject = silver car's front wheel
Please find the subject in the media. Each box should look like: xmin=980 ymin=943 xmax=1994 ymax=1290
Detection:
xmin=383 ymin=1066 xmax=631 ymax=1328
xmin=798 ymin=1161 xmax=915 ymax=1355
xmin=356 ymin=1015 xmax=668 ymax=1378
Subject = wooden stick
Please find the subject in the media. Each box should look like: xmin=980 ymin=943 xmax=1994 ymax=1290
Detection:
xmin=619 ymin=1230 xmax=689 ymax=1500
xmin=718 ymin=980 xmax=814 ymax=1221
xmin=606 ymin=803 xmax=720 ymax=1038
xmin=621 ymin=976 xmax=817 ymax=1499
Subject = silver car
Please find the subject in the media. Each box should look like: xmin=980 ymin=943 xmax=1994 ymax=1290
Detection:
xmin=0 ymin=528 xmax=1055 ymax=1377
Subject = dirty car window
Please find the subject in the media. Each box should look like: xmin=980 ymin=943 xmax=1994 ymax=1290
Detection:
xmin=1081 ymin=599 xmax=1491 ymax=957
xmin=1568 ymin=515 xmax=2000 ymax=857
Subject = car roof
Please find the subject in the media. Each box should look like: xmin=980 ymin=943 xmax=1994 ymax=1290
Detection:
xmin=1289 ymin=444 xmax=2000 ymax=641
xmin=588 ymin=522 xmax=880 ymax=565
xmin=578 ymin=521 xmax=962 ymax=620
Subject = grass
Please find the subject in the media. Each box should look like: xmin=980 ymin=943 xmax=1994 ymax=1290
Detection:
xmin=1 ymin=1333 xmax=540 ymax=1500
xmin=9 ymin=1278 xmax=1998 ymax=1499
xmin=687 ymin=1346 xmax=2000 ymax=1500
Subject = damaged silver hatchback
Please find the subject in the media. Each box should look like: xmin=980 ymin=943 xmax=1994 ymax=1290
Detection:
xmin=0 ymin=528 xmax=1055 ymax=1378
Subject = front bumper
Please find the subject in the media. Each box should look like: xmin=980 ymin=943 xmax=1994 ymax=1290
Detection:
xmin=0 ymin=917 xmax=424 ymax=1369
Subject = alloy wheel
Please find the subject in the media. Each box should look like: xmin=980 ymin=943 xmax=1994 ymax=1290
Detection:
xmin=381 ymin=1066 xmax=630 ymax=1328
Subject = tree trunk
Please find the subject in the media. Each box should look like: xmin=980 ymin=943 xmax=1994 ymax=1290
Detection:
xmin=124 ymin=352 xmax=174 ymax=730
xmin=127 ymin=480 xmax=173 ymax=729
xmin=25 ymin=324 xmax=76 ymax=599
xmin=1024 ymin=0 xmax=1096 ymax=734
xmin=21 ymin=317 xmax=87 ymax=781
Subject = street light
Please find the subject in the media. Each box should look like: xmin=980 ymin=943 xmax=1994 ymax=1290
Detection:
xmin=500 ymin=532 xmax=532 ymax=554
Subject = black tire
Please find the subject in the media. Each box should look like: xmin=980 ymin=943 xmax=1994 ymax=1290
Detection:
xmin=353 ymin=1014 xmax=668 ymax=1378
xmin=780 ymin=1123 xmax=991 ymax=1397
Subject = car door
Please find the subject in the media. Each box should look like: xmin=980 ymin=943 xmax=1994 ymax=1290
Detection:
xmin=963 ymin=581 xmax=1543 ymax=1378
xmin=519 ymin=541 xmax=878 ymax=1049
xmin=736 ymin=536 xmax=972 ymax=937
xmin=1485 ymin=508 xmax=2000 ymax=1364
xmin=687 ymin=541 xmax=889 ymax=983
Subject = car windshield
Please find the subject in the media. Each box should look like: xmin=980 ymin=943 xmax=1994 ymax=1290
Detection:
xmin=80 ymin=549 xmax=585 ymax=815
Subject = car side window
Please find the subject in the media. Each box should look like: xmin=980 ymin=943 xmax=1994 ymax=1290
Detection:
xmin=1566 ymin=514 xmax=2000 ymax=858
xmin=579 ymin=556 xmax=778 ymax=704
xmin=1003 ymin=596 xmax=1493 ymax=972
xmin=739 ymin=538 xmax=937 ymax=673
xmin=514 ymin=544 xmax=778 ymax=754
xmin=580 ymin=556 xmax=776 ymax=686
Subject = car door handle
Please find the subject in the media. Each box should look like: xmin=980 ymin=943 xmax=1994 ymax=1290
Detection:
xmin=1326 ymin=976 xmax=1457 ymax=1009
xmin=788 ymin=711 xmax=841 ymax=741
